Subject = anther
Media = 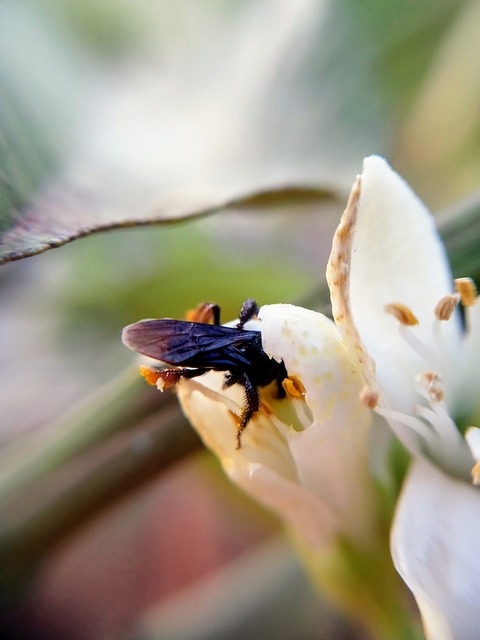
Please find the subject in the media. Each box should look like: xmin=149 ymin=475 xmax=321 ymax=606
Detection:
xmin=385 ymin=303 xmax=419 ymax=326
xmin=283 ymin=376 xmax=306 ymax=398
xmin=434 ymin=294 xmax=460 ymax=321
xmin=360 ymin=385 xmax=379 ymax=409
xmin=455 ymin=278 xmax=477 ymax=307
xmin=416 ymin=371 xmax=444 ymax=403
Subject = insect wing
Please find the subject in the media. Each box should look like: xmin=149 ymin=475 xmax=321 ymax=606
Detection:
xmin=122 ymin=320 xmax=193 ymax=361
xmin=122 ymin=319 xmax=258 ymax=368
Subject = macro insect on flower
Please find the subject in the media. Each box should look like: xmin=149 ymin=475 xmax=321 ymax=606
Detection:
xmin=121 ymin=298 xmax=288 ymax=448
xmin=122 ymin=156 xmax=480 ymax=639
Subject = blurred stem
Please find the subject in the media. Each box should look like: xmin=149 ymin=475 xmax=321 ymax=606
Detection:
xmin=0 ymin=366 xmax=145 ymax=501
xmin=294 ymin=531 xmax=424 ymax=640
xmin=0 ymin=365 xmax=201 ymax=593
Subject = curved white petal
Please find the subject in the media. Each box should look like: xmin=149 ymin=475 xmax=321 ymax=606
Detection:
xmin=176 ymin=370 xmax=344 ymax=548
xmin=259 ymin=305 xmax=365 ymax=429
xmin=391 ymin=458 xmax=480 ymax=640
xmin=259 ymin=304 xmax=375 ymax=542
xmin=175 ymin=371 xmax=298 ymax=479
xmin=329 ymin=156 xmax=462 ymax=413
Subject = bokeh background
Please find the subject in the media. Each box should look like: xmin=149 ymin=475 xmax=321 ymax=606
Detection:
xmin=1 ymin=1 xmax=480 ymax=638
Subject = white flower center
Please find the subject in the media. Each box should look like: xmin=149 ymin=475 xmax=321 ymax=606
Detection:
xmin=376 ymin=294 xmax=475 ymax=479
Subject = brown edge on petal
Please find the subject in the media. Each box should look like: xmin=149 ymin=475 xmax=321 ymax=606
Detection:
xmin=326 ymin=174 xmax=379 ymax=407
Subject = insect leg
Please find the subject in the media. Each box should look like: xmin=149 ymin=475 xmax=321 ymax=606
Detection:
xmin=237 ymin=298 xmax=259 ymax=329
xmin=236 ymin=373 xmax=260 ymax=449
xmin=149 ymin=366 xmax=205 ymax=390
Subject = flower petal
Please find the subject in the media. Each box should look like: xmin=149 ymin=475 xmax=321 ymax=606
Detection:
xmin=259 ymin=304 xmax=367 ymax=431
xmin=391 ymin=457 xmax=480 ymax=640
xmin=177 ymin=304 xmax=377 ymax=545
xmin=176 ymin=370 xmax=298 ymax=478
xmin=259 ymin=304 xmax=376 ymax=542
xmin=328 ymin=156 xmax=461 ymax=413
xmin=176 ymin=371 xmax=342 ymax=547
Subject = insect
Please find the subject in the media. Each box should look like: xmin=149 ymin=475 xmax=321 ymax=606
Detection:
xmin=122 ymin=299 xmax=288 ymax=448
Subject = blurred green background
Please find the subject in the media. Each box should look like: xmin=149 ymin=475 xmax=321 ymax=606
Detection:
xmin=1 ymin=1 xmax=480 ymax=638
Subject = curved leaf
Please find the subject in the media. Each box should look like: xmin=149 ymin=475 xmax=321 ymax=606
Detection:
xmin=0 ymin=184 xmax=340 ymax=265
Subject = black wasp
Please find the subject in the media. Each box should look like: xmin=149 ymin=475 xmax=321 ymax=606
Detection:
xmin=122 ymin=299 xmax=288 ymax=448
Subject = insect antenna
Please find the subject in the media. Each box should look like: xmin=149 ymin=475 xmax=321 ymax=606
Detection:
xmin=237 ymin=298 xmax=259 ymax=329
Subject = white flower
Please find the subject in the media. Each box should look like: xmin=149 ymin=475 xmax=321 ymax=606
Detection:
xmin=327 ymin=156 xmax=480 ymax=640
xmin=176 ymin=306 xmax=376 ymax=549
xmin=141 ymin=155 xmax=480 ymax=638
xmin=175 ymin=304 xmax=403 ymax=635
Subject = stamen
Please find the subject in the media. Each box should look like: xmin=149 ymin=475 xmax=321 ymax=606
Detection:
xmin=415 ymin=401 xmax=472 ymax=477
xmin=415 ymin=371 xmax=444 ymax=403
xmin=398 ymin=325 xmax=442 ymax=370
xmin=455 ymin=277 xmax=477 ymax=307
xmin=378 ymin=395 xmax=472 ymax=478
xmin=382 ymin=303 xmax=474 ymax=478
xmin=375 ymin=406 xmax=436 ymax=443
xmin=385 ymin=303 xmax=419 ymax=326
xmin=414 ymin=372 xmax=465 ymax=451
xmin=416 ymin=404 xmax=463 ymax=451
xmin=386 ymin=304 xmax=445 ymax=371
xmin=434 ymin=294 xmax=460 ymax=321
xmin=283 ymin=376 xmax=306 ymax=398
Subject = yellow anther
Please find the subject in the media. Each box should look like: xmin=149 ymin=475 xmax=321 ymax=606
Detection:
xmin=385 ymin=303 xmax=419 ymax=326
xmin=283 ymin=376 xmax=306 ymax=398
xmin=455 ymin=278 xmax=477 ymax=307
xmin=434 ymin=294 xmax=460 ymax=321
